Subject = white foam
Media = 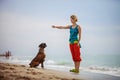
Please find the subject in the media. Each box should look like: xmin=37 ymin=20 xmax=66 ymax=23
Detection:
xmin=45 ymin=60 xmax=56 ymax=65
xmin=81 ymin=66 xmax=120 ymax=77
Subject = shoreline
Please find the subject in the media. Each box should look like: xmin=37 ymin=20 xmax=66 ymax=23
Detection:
xmin=0 ymin=62 xmax=120 ymax=80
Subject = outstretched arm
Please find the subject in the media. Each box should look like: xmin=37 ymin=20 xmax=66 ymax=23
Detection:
xmin=52 ymin=25 xmax=70 ymax=29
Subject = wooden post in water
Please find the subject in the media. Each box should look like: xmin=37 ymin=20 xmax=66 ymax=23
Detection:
xmin=0 ymin=51 xmax=12 ymax=59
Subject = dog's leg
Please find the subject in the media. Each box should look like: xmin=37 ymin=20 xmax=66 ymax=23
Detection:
xmin=41 ymin=62 xmax=44 ymax=69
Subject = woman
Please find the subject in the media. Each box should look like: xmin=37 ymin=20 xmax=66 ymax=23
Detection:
xmin=52 ymin=15 xmax=82 ymax=73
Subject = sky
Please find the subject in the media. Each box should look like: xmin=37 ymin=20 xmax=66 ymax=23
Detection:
xmin=0 ymin=0 xmax=120 ymax=57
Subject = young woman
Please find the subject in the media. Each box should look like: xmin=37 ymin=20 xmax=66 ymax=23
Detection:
xmin=52 ymin=15 xmax=82 ymax=73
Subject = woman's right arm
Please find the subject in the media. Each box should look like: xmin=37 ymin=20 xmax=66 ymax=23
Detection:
xmin=52 ymin=25 xmax=70 ymax=29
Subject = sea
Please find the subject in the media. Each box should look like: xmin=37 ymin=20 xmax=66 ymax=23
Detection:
xmin=0 ymin=53 xmax=120 ymax=77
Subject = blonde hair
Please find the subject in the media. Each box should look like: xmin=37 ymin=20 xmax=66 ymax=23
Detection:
xmin=70 ymin=15 xmax=78 ymax=22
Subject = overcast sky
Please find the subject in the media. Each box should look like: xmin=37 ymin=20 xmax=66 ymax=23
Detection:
xmin=0 ymin=0 xmax=120 ymax=56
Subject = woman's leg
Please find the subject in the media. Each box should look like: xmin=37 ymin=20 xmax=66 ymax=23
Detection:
xmin=69 ymin=44 xmax=81 ymax=73
xmin=74 ymin=61 xmax=80 ymax=71
xmin=74 ymin=43 xmax=81 ymax=72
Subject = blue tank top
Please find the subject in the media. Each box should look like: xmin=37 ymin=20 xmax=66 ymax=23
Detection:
xmin=69 ymin=25 xmax=78 ymax=44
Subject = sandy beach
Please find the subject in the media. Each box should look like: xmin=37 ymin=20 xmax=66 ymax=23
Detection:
xmin=0 ymin=61 xmax=120 ymax=80
xmin=0 ymin=62 xmax=81 ymax=80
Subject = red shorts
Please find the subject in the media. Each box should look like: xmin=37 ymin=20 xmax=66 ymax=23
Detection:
xmin=69 ymin=43 xmax=82 ymax=62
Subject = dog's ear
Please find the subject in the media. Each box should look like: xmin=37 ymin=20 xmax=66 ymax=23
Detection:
xmin=39 ymin=44 xmax=41 ymax=48
xmin=44 ymin=43 xmax=47 ymax=48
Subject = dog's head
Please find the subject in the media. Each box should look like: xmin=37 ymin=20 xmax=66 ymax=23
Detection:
xmin=39 ymin=43 xmax=47 ymax=48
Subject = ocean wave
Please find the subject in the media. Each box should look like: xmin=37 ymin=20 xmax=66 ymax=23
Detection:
xmin=45 ymin=60 xmax=56 ymax=65
xmin=45 ymin=59 xmax=73 ymax=66
xmin=0 ymin=56 xmax=31 ymax=65
xmin=81 ymin=66 xmax=120 ymax=77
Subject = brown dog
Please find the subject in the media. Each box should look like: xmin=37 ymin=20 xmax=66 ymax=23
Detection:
xmin=29 ymin=43 xmax=47 ymax=68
